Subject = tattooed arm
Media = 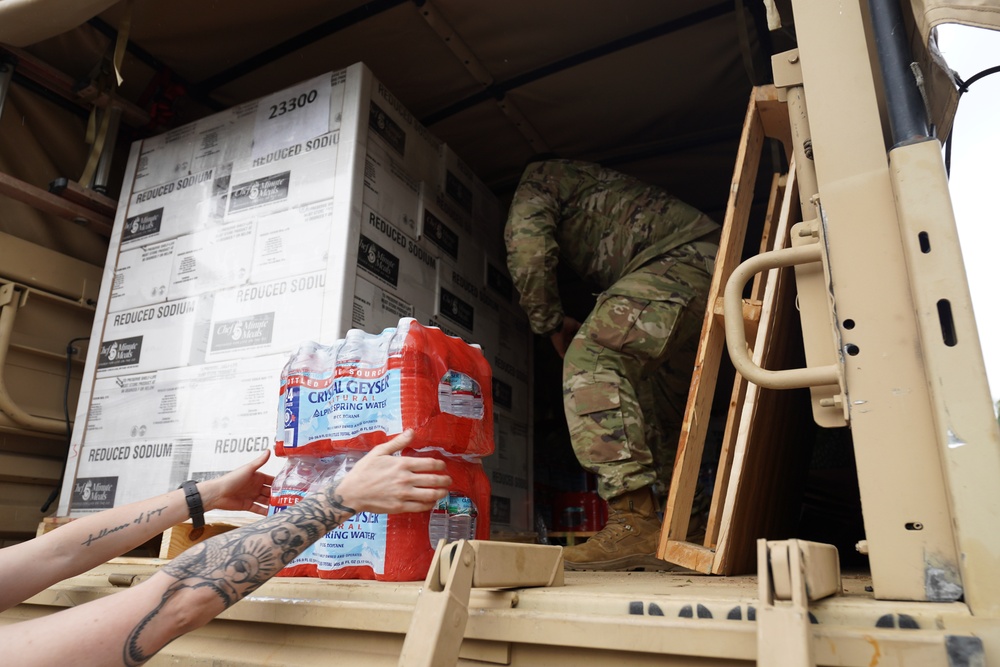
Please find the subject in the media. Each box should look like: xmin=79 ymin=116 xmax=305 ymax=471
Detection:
xmin=0 ymin=450 xmax=274 ymax=613
xmin=0 ymin=430 xmax=449 ymax=667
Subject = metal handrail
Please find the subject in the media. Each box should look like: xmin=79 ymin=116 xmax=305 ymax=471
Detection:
xmin=723 ymin=244 xmax=840 ymax=390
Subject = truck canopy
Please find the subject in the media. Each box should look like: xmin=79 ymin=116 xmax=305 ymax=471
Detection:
xmin=0 ymin=0 xmax=988 ymax=263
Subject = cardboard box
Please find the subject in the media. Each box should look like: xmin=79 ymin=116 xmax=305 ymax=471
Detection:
xmin=61 ymin=64 xmax=532 ymax=533
xmin=352 ymin=275 xmax=416 ymax=333
xmin=82 ymin=354 xmax=285 ymax=456
xmin=205 ymin=271 xmax=327 ymax=363
xmin=71 ymin=436 xmax=193 ymax=510
xmin=250 ymin=199 xmax=335 ymax=284
xmin=166 ymin=220 xmax=257 ymax=301
xmin=363 ymin=142 xmax=420 ymax=238
xmin=483 ymin=415 xmax=532 ymax=532
xmin=109 ymin=239 xmax=177 ymax=313
xmin=357 ymin=205 xmax=438 ymax=315
xmin=482 ymin=255 xmax=516 ymax=308
xmin=96 ymin=296 xmax=212 ymax=378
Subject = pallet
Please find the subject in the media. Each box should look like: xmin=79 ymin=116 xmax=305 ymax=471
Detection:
xmin=159 ymin=522 xmax=238 ymax=559
xmin=36 ymin=515 xmax=74 ymax=537
xmin=658 ymin=85 xmax=800 ymax=574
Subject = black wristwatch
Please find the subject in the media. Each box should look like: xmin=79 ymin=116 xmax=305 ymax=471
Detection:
xmin=179 ymin=480 xmax=205 ymax=539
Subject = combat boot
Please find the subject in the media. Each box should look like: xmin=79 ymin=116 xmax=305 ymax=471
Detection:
xmin=561 ymin=487 xmax=673 ymax=571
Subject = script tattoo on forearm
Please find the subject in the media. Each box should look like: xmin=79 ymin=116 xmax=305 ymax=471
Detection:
xmin=122 ymin=484 xmax=356 ymax=666
xmin=80 ymin=506 xmax=168 ymax=548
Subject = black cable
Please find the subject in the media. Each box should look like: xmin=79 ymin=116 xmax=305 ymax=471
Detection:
xmin=944 ymin=65 xmax=1000 ymax=176
xmin=40 ymin=336 xmax=90 ymax=513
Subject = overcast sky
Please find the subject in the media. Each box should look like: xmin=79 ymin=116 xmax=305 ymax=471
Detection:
xmin=936 ymin=24 xmax=1000 ymax=405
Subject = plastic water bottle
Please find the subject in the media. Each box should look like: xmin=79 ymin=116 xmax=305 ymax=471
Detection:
xmin=428 ymin=494 xmax=450 ymax=548
xmin=277 ymin=318 xmax=494 ymax=457
xmin=309 ymin=453 xmax=361 ymax=497
xmin=276 ymin=341 xmax=331 ymax=454
xmin=268 ymin=457 xmax=320 ymax=516
xmin=427 ymin=492 xmax=478 ymax=548
xmin=446 ymin=494 xmax=477 ymax=542
xmin=438 ymin=370 xmax=485 ymax=419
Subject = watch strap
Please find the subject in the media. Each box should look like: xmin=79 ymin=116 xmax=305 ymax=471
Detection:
xmin=179 ymin=480 xmax=205 ymax=539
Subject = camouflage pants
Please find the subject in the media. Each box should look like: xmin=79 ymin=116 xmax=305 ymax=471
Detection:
xmin=562 ymin=242 xmax=714 ymax=501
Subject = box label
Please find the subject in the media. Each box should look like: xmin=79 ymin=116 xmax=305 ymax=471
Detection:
xmin=71 ymin=476 xmax=119 ymax=510
xmin=490 ymin=495 xmax=511 ymax=524
xmin=445 ymin=169 xmax=473 ymax=213
xmin=493 ymin=377 xmax=513 ymax=410
xmin=439 ymin=287 xmax=474 ymax=332
xmin=229 ymin=171 xmax=291 ymax=213
xmin=98 ymin=336 xmax=144 ymax=370
xmin=486 ymin=262 xmax=514 ymax=302
xmin=357 ymin=234 xmax=401 ymax=287
xmin=124 ymin=208 xmax=164 ymax=243
xmin=369 ymin=101 xmax=406 ymax=156
xmin=211 ymin=313 xmax=276 ymax=352
xmin=423 ymin=209 xmax=459 ymax=259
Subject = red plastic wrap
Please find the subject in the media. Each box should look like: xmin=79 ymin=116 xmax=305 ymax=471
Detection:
xmin=275 ymin=319 xmax=493 ymax=458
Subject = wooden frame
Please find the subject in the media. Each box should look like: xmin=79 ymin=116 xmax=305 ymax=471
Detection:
xmin=658 ymin=86 xmax=800 ymax=574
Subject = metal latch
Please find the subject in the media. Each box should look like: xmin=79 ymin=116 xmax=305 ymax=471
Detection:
xmin=398 ymin=540 xmax=564 ymax=667
xmin=757 ymin=539 xmax=841 ymax=666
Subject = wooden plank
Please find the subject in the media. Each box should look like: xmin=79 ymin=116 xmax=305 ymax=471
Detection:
xmin=712 ymin=297 xmax=763 ymax=321
xmin=0 ymin=172 xmax=113 ymax=237
xmin=48 ymin=177 xmax=118 ymax=219
xmin=748 ymin=174 xmax=785 ymax=304
xmin=1 ymin=45 xmax=150 ymax=127
xmin=755 ymin=86 xmax=792 ymax=157
xmin=712 ymin=297 xmax=763 ymax=346
xmin=704 ymin=173 xmax=787 ymax=550
xmin=159 ymin=522 xmax=237 ymax=559
xmin=658 ymin=88 xmax=767 ymax=568
xmin=712 ymin=165 xmax=813 ymax=575
xmin=661 ymin=540 xmax=715 ymax=573
xmin=36 ymin=516 xmax=74 ymax=537
xmin=711 ymin=173 xmax=798 ymax=566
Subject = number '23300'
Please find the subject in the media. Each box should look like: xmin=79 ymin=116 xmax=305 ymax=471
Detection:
xmin=269 ymin=89 xmax=319 ymax=119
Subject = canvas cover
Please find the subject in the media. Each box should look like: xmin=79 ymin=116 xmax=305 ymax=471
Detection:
xmin=0 ymin=0 xmax=991 ymax=265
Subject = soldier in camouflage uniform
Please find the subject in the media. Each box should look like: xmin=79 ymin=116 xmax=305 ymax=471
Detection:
xmin=505 ymin=160 xmax=719 ymax=571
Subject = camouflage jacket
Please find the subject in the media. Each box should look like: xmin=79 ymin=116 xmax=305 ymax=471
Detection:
xmin=504 ymin=160 xmax=719 ymax=335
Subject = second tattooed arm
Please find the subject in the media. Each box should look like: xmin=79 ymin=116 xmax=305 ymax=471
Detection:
xmin=122 ymin=475 xmax=365 ymax=664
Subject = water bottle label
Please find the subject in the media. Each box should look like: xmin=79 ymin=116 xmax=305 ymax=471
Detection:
xmin=310 ymin=511 xmax=389 ymax=575
xmin=282 ymin=385 xmax=299 ymax=449
xmin=448 ymin=495 xmax=475 ymax=516
xmin=268 ymin=489 xmax=308 ymax=515
xmin=283 ymin=366 xmax=404 ymax=447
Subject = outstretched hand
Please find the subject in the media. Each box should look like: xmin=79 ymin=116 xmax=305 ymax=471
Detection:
xmin=199 ymin=450 xmax=274 ymax=516
xmin=336 ymin=430 xmax=451 ymax=515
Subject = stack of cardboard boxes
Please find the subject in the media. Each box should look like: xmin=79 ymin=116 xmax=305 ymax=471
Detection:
xmin=58 ymin=63 xmax=533 ymax=535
